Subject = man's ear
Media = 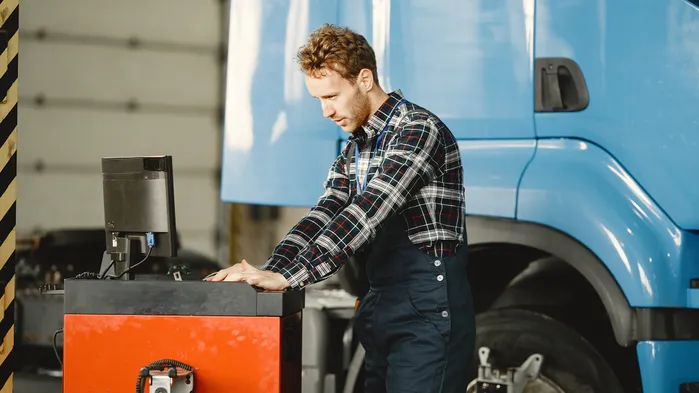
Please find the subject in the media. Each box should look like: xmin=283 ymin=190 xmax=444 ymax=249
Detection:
xmin=357 ymin=69 xmax=374 ymax=92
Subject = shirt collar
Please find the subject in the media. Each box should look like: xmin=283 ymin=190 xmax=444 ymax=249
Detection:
xmin=350 ymin=90 xmax=405 ymax=144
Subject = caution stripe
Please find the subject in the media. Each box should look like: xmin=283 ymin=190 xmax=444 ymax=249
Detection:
xmin=0 ymin=0 xmax=18 ymax=390
xmin=0 ymin=3 xmax=16 ymax=100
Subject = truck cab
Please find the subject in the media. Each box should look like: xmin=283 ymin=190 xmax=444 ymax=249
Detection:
xmin=221 ymin=1 xmax=699 ymax=392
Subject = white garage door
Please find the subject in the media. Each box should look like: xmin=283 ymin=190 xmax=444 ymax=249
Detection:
xmin=17 ymin=0 xmax=225 ymax=260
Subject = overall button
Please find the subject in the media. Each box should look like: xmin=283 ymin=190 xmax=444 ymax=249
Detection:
xmin=437 ymin=275 xmax=444 ymax=282
xmin=441 ymin=310 xmax=449 ymax=318
xmin=434 ymin=260 xmax=441 ymax=267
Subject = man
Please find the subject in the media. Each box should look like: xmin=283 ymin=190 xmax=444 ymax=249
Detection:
xmin=208 ymin=24 xmax=475 ymax=393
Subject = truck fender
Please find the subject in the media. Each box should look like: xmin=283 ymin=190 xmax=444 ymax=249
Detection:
xmin=487 ymin=138 xmax=699 ymax=344
xmin=466 ymin=215 xmax=635 ymax=346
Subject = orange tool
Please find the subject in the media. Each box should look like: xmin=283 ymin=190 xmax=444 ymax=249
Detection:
xmin=62 ymin=279 xmax=304 ymax=393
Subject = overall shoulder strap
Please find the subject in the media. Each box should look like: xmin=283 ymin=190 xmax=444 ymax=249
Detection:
xmin=345 ymin=140 xmax=354 ymax=179
xmin=345 ymin=140 xmax=355 ymax=199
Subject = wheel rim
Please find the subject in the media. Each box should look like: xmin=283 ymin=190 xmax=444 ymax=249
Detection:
xmin=466 ymin=373 xmax=566 ymax=393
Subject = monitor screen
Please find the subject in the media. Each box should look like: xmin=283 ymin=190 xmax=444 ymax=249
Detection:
xmin=101 ymin=155 xmax=177 ymax=258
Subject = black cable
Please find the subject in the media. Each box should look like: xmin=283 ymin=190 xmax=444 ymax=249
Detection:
xmin=95 ymin=247 xmax=153 ymax=280
xmin=53 ymin=328 xmax=63 ymax=368
xmin=113 ymin=247 xmax=152 ymax=279
xmin=70 ymin=259 xmax=114 ymax=280
xmin=98 ymin=259 xmax=116 ymax=279
xmin=73 ymin=272 xmax=100 ymax=279
xmin=136 ymin=358 xmax=194 ymax=393
xmin=75 ymin=234 xmax=155 ymax=280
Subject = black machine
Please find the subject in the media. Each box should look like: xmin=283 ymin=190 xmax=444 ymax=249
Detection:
xmin=60 ymin=155 xmax=304 ymax=393
xmin=99 ymin=155 xmax=178 ymax=280
xmin=14 ymin=155 xmax=220 ymax=373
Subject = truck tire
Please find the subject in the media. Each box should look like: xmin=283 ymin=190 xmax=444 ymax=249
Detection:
xmin=469 ymin=308 xmax=625 ymax=393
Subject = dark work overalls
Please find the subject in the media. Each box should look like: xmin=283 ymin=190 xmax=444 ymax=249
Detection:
xmin=352 ymin=214 xmax=475 ymax=393
xmin=347 ymin=101 xmax=476 ymax=392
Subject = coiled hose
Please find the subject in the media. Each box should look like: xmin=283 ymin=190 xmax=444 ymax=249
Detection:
xmin=136 ymin=358 xmax=194 ymax=393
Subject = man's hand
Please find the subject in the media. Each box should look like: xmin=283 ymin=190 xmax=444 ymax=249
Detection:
xmin=206 ymin=259 xmax=290 ymax=291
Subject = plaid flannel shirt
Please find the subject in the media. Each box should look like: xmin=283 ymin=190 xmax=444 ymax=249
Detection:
xmin=262 ymin=90 xmax=466 ymax=289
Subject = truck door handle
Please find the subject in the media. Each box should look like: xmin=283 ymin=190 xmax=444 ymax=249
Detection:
xmin=535 ymin=57 xmax=589 ymax=112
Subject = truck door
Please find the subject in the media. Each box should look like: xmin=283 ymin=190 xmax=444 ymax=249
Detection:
xmin=531 ymin=0 xmax=699 ymax=230
xmin=356 ymin=0 xmax=538 ymax=218
xmin=221 ymin=0 xmax=539 ymax=213
xmin=221 ymin=0 xmax=342 ymax=207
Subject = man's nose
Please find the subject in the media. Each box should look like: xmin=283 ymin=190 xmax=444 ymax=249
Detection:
xmin=322 ymin=102 xmax=335 ymax=118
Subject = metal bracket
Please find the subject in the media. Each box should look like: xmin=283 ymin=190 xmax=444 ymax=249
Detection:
xmin=141 ymin=362 xmax=195 ymax=393
xmin=147 ymin=370 xmax=195 ymax=393
xmin=150 ymin=375 xmax=172 ymax=393
xmin=469 ymin=346 xmax=544 ymax=393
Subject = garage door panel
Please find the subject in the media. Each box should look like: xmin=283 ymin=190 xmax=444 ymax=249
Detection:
xmin=18 ymin=107 xmax=220 ymax=171
xmin=21 ymin=41 xmax=219 ymax=108
xmin=17 ymin=173 xmax=218 ymax=234
xmin=179 ymin=234 xmax=218 ymax=261
xmin=19 ymin=0 xmax=220 ymax=48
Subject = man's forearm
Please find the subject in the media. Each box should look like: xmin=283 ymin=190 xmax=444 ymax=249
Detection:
xmin=262 ymin=149 xmax=352 ymax=273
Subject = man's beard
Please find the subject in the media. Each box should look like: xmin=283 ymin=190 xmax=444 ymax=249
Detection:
xmin=350 ymin=90 xmax=372 ymax=131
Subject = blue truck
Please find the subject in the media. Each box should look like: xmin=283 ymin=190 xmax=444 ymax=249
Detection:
xmin=220 ymin=1 xmax=699 ymax=392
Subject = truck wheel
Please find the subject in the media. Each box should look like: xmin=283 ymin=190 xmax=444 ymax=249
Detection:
xmin=468 ymin=308 xmax=625 ymax=393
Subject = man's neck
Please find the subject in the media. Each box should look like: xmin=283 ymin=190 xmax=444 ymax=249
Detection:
xmin=368 ymin=89 xmax=390 ymax=117
xmin=354 ymin=88 xmax=390 ymax=137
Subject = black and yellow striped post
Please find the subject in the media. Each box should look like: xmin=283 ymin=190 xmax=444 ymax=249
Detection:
xmin=0 ymin=0 xmax=17 ymax=391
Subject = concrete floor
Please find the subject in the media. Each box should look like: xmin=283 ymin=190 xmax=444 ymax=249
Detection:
xmin=15 ymin=373 xmax=62 ymax=393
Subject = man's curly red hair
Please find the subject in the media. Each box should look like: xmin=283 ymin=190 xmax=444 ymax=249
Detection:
xmin=296 ymin=24 xmax=379 ymax=84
